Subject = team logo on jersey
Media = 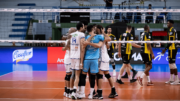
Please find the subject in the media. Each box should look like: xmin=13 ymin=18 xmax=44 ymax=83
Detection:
xmin=169 ymin=32 xmax=173 ymax=35
xmin=72 ymin=37 xmax=76 ymax=43
xmin=13 ymin=48 xmax=33 ymax=64
xmin=91 ymin=37 xmax=95 ymax=41
xmin=123 ymin=33 xmax=127 ymax=36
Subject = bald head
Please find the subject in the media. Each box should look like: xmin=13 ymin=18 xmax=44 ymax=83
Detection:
xmin=68 ymin=27 xmax=76 ymax=34
xmin=67 ymin=28 xmax=76 ymax=39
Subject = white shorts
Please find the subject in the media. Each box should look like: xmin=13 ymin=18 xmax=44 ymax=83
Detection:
xmin=71 ymin=59 xmax=82 ymax=70
xmin=65 ymin=64 xmax=71 ymax=73
xmin=99 ymin=61 xmax=109 ymax=71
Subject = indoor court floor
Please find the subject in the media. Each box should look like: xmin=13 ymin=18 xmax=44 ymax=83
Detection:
xmin=0 ymin=64 xmax=180 ymax=101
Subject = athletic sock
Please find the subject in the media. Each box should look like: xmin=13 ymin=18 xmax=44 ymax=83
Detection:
xmin=90 ymin=88 xmax=95 ymax=95
xmin=128 ymin=75 xmax=132 ymax=80
xmin=170 ymin=74 xmax=174 ymax=81
xmin=118 ymin=74 xmax=121 ymax=80
xmin=67 ymin=87 xmax=70 ymax=94
xmin=70 ymin=88 xmax=73 ymax=94
xmin=131 ymin=68 xmax=136 ymax=73
xmin=112 ymin=65 xmax=115 ymax=70
xmin=111 ymin=87 xmax=116 ymax=94
xmin=73 ymin=86 xmax=77 ymax=93
xmin=65 ymin=87 xmax=67 ymax=93
xmin=140 ymin=73 xmax=146 ymax=78
xmin=175 ymin=75 xmax=179 ymax=81
xmin=147 ymin=76 xmax=150 ymax=82
xmin=98 ymin=89 xmax=102 ymax=96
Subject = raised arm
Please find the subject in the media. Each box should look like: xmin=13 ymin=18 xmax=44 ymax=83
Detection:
xmin=118 ymin=35 xmax=122 ymax=58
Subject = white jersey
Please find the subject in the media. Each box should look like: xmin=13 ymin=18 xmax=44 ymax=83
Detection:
xmin=70 ymin=31 xmax=85 ymax=59
xmin=100 ymin=42 xmax=110 ymax=62
xmin=64 ymin=40 xmax=71 ymax=64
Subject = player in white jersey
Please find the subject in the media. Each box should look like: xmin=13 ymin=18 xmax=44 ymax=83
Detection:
xmin=62 ymin=28 xmax=76 ymax=98
xmin=85 ymin=25 xmax=118 ymax=99
xmin=70 ymin=22 xmax=86 ymax=100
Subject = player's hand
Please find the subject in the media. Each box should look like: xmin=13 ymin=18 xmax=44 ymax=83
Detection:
xmin=118 ymin=52 xmax=121 ymax=58
xmin=80 ymin=63 xmax=83 ymax=69
xmin=161 ymin=49 xmax=166 ymax=54
xmin=152 ymin=54 xmax=155 ymax=59
xmin=83 ymin=41 xmax=90 ymax=46
xmin=91 ymin=33 xmax=97 ymax=37
xmin=101 ymin=28 xmax=105 ymax=34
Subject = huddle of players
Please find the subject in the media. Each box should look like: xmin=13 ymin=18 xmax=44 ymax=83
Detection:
xmin=63 ymin=20 xmax=118 ymax=100
xmin=63 ymin=19 xmax=180 ymax=100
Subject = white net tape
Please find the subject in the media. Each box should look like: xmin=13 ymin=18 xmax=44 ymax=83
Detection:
xmin=0 ymin=8 xmax=180 ymax=13
xmin=0 ymin=40 xmax=180 ymax=44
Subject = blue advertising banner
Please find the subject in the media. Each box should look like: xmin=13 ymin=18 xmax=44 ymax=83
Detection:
xmin=0 ymin=47 xmax=47 ymax=63
xmin=114 ymin=48 xmax=180 ymax=64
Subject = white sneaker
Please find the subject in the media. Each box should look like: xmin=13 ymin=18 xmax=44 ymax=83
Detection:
xmin=71 ymin=92 xmax=77 ymax=100
xmin=68 ymin=94 xmax=71 ymax=99
xmin=113 ymin=70 xmax=116 ymax=76
xmin=78 ymin=93 xmax=85 ymax=99
xmin=88 ymin=94 xmax=93 ymax=99
xmin=66 ymin=94 xmax=69 ymax=97
xmin=63 ymin=92 xmax=66 ymax=97
xmin=165 ymin=80 xmax=174 ymax=84
xmin=170 ymin=80 xmax=180 ymax=85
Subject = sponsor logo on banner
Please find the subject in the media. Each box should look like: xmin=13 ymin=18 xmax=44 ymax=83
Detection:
xmin=48 ymin=47 xmax=66 ymax=64
xmin=13 ymin=48 xmax=33 ymax=63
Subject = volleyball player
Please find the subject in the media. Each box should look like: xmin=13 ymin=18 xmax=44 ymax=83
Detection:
xmin=137 ymin=25 xmax=155 ymax=86
xmin=94 ymin=25 xmax=118 ymax=99
xmin=70 ymin=22 xmax=86 ymax=99
xmin=79 ymin=25 xmax=104 ymax=99
xmin=161 ymin=20 xmax=180 ymax=85
xmin=107 ymin=27 xmax=117 ymax=76
xmin=117 ymin=25 xmax=141 ymax=84
xmin=62 ymin=28 xmax=76 ymax=97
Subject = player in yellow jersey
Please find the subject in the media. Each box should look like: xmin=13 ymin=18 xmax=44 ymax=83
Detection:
xmin=161 ymin=20 xmax=180 ymax=85
xmin=137 ymin=25 xmax=155 ymax=86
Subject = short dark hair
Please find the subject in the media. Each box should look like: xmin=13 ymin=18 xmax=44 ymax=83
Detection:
xmin=96 ymin=25 xmax=103 ymax=34
xmin=92 ymin=24 xmax=97 ymax=27
xmin=127 ymin=25 xmax=132 ymax=30
xmin=144 ymin=25 xmax=149 ymax=31
xmin=136 ymin=6 xmax=139 ymax=9
xmin=149 ymin=4 xmax=152 ymax=6
xmin=76 ymin=22 xmax=83 ymax=30
xmin=168 ymin=20 xmax=174 ymax=24
xmin=87 ymin=25 xmax=94 ymax=32
xmin=80 ymin=19 xmax=88 ymax=26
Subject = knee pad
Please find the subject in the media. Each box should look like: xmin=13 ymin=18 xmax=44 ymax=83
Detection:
xmin=97 ymin=74 xmax=103 ymax=79
xmin=66 ymin=75 xmax=71 ymax=81
xmin=105 ymin=74 xmax=111 ymax=79
xmin=169 ymin=63 xmax=177 ymax=69
xmin=70 ymin=70 xmax=75 ymax=79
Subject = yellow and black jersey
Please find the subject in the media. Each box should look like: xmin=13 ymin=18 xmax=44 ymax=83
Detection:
xmin=140 ymin=31 xmax=151 ymax=54
xmin=165 ymin=27 xmax=178 ymax=50
xmin=108 ymin=34 xmax=116 ymax=51
xmin=119 ymin=32 xmax=134 ymax=55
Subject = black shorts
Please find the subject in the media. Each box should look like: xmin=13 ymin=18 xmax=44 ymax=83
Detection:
xmin=141 ymin=53 xmax=152 ymax=65
xmin=108 ymin=50 xmax=114 ymax=58
xmin=168 ymin=49 xmax=178 ymax=64
xmin=121 ymin=53 xmax=132 ymax=64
